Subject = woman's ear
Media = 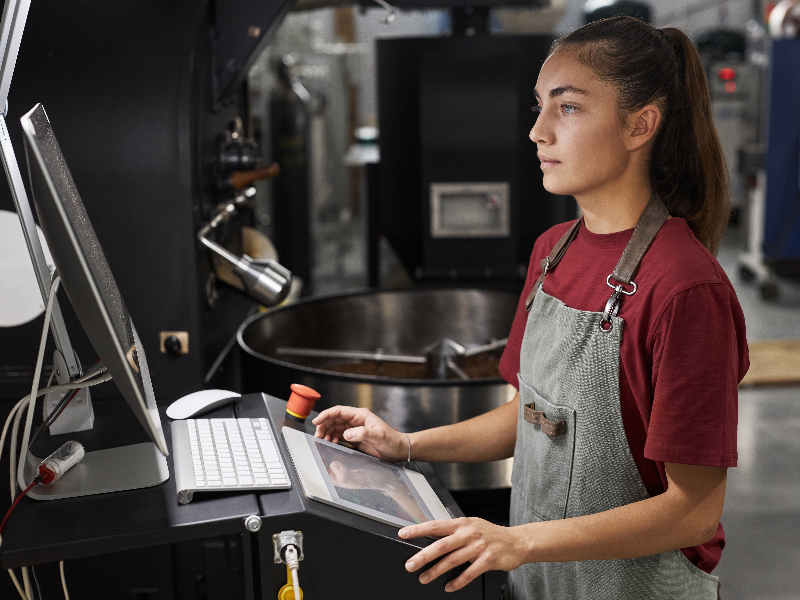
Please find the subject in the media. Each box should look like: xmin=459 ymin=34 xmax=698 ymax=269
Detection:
xmin=627 ymin=104 xmax=661 ymax=151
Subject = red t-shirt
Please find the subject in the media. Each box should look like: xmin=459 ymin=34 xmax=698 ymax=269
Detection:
xmin=499 ymin=217 xmax=749 ymax=573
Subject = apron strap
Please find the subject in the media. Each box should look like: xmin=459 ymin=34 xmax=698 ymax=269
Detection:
xmin=525 ymin=194 xmax=670 ymax=313
xmin=610 ymin=194 xmax=670 ymax=285
xmin=525 ymin=219 xmax=581 ymax=311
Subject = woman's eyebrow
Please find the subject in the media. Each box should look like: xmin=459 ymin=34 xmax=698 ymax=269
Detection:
xmin=534 ymin=85 xmax=591 ymax=100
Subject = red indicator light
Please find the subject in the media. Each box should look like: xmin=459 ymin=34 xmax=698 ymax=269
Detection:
xmin=719 ymin=67 xmax=737 ymax=81
xmin=724 ymin=81 xmax=737 ymax=93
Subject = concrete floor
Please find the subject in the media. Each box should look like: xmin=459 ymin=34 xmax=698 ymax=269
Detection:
xmin=310 ymin=216 xmax=800 ymax=598
xmin=713 ymin=229 xmax=800 ymax=600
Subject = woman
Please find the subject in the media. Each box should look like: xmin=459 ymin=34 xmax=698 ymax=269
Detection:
xmin=313 ymin=16 xmax=748 ymax=599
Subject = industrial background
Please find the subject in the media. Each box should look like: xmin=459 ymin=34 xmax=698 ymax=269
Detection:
xmin=0 ymin=0 xmax=798 ymax=598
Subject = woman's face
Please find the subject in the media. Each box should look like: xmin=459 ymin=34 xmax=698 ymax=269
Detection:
xmin=530 ymin=50 xmax=634 ymax=200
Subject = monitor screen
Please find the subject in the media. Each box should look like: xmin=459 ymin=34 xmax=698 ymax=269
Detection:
xmin=21 ymin=103 xmax=167 ymax=456
xmin=313 ymin=438 xmax=429 ymax=524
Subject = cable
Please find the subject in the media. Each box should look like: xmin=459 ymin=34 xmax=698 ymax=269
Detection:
xmin=0 ymin=275 xmax=59 ymax=600
xmin=28 ymin=360 xmax=107 ymax=449
xmin=4 ymin=371 xmax=111 ymax=503
xmin=13 ymin=276 xmax=60 ymax=502
xmin=28 ymin=388 xmax=79 ymax=450
xmin=8 ymin=568 xmax=27 ymax=599
xmin=28 ymin=389 xmax=74 ymax=450
xmin=285 ymin=544 xmax=301 ymax=599
xmin=22 ymin=567 xmax=31 ymax=600
xmin=60 ymin=561 xmax=69 ymax=600
xmin=0 ymin=477 xmax=43 ymax=538
xmin=0 ymin=378 xmax=104 ymax=497
xmin=31 ymin=565 xmax=41 ymax=600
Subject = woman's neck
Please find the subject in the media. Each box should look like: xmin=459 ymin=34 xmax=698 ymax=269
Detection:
xmin=577 ymin=187 xmax=653 ymax=234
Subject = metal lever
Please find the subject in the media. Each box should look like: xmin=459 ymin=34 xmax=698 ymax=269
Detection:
xmin=373 ymin=0 xmax=397 ymax=23
xmin=198 ymin=192 xmax=292 ymax=307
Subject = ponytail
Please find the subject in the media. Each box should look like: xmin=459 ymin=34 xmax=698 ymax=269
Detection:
xmin=552 ymin=17 xmax=730 ymax=255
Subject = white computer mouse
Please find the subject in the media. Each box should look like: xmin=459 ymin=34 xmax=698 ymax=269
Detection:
xmin=166 ymin=389 xmax=242 ymax=420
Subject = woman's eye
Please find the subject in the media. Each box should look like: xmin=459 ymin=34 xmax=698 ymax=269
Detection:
xmin=561 ymin=104 xmax=577 ymax=114
xmin=531 ymin=105 xmax=543 ymax=114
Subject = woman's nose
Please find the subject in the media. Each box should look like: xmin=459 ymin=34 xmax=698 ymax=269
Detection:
xmin=530 ymin=111 xmax=550 ymax=145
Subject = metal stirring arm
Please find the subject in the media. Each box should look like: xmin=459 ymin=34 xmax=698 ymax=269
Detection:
xmin=275 ymin=337 xmax=507 ymax=381
xmin=275 ymin=347 xmax=426 ymax=364
xmin=462 ymin=337 xmax=508 ymax=358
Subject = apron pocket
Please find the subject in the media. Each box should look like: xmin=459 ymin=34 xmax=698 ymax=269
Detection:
xmin=517 ymin=377 xmax=577 ymax=522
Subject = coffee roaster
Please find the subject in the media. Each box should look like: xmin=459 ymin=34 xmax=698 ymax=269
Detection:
xmin=238 ymin=287 xmax=519 ymax=492
xmin=375 ymin=29 xmax=575 ymax=285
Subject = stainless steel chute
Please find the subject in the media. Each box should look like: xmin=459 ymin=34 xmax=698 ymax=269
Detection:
xmin=237 ymin=287 xmax=519 ymax=491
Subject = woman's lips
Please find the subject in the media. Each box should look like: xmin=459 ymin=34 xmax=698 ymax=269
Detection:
xmin=538 ymin=155 xmax=561 ymax=169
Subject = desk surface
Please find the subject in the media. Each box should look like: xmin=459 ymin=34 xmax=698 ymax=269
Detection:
xmin=0 ymin=393 xmax=463 ymax=570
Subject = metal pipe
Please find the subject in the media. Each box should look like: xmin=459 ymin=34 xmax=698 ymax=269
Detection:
xmin=445 ymin=358 xmax=470 ymax=381
xmin=462 ymin=337 xmax=508 ymax=358
xmin=275 ymin=347 xmax=426 ymax=364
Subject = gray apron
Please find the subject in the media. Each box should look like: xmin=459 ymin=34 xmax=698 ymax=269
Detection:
xmin=508 ymin=196 xmax=720 ymax=599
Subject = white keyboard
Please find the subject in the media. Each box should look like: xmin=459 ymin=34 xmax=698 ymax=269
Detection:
xmin=171 ymin=417 xmax=291 ymax=504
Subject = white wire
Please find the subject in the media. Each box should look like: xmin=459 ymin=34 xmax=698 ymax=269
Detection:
xmin=4 ymin=371 xmax=111 ymax=502
xmin=2 ymin=276 xmax=96 ymax=599
xmin=1 ymin=395 xmax=31 ymax=502
xmin=285 ymin=545 xmax=301 ymax=599
xmin=7 ymin=568 xmax=29 ymax=599
xmin=291 ymin=568 xmax=300 ymax=598
xmin=21 ymin=567 xmax=31 ymax=599
xmin=60 ymin=560 xmax=69 ymax=600
xmin=15 ymin=276 xmax=61 ymax=501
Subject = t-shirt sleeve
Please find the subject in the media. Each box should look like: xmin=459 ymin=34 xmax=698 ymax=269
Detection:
xmin=644 ymin=283 xmax=748 ymax=468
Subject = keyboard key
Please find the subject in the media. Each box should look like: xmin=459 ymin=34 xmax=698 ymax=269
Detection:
xmin=259 ymin=442 xmax=279 ymax=462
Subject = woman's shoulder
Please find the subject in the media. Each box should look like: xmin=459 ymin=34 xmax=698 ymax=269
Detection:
xmin=642 ymin=217 xmax=732 ymax=292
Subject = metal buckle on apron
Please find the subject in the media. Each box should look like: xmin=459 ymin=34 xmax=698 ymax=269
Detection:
xmin=600 ymin=275 xmax=637 ymax=332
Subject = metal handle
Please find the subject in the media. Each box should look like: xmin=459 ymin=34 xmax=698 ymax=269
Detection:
xmin=197 ymin=195 xmax=292 ymax=307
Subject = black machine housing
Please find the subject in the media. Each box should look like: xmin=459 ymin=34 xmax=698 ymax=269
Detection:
xmin=377 ymin=35 xmax=576 ymax=285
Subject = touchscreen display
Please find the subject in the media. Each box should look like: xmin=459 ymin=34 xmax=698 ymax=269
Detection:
xmin=313 ymin=440 xmax=429 ymax=524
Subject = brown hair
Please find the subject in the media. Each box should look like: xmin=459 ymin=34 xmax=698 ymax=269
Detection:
xmin=551 ymin=16 xmax=730 ymax=255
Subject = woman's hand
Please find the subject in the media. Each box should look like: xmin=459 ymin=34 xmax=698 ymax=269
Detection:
xmin=399 ymin=518 xmax=529 ymax=593
xmin=312 ymin=405 xmax=408 ymax=463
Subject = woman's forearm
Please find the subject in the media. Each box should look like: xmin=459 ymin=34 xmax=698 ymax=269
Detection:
xmin=512 ymin=463 xmax=727 ymax=563
xmin=407 ymin=391 xmax=519 ymax=463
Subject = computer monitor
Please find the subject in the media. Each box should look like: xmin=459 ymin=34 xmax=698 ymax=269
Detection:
xmin=17 ymin=103 xmax=169 ymax=500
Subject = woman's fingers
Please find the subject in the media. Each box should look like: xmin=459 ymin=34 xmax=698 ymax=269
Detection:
xmin=401 ymin=519 xmax=465 ymax=572
xmin=342 ymin=425 xmax=368 ymax=443
xmin=441 ymin=558 xmax=488 ymax=592
xmin=400 ymin=518 xmax=459 ymax=542
xmin=400 ymin=518 xmax=517 ymax=591
xmin=311 ymin=405 xmax=407 ymax=461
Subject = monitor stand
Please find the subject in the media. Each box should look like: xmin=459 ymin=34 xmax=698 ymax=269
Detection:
xmin=17 ymin=324 xmax=170 ymax=501
xmin=21 ymin=443 xmax=169 ymax=501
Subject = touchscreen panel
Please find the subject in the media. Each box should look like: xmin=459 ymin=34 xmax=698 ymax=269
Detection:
xmin=311 ymin=439 xmax=432 ymax=525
